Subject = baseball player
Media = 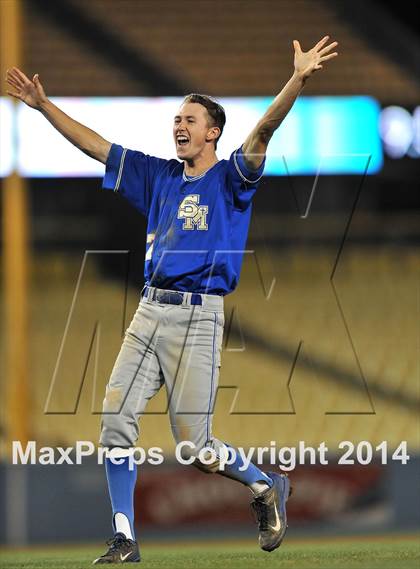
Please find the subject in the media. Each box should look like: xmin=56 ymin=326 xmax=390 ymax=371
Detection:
xmin=6 ymin=36 xmax=338 ymax=564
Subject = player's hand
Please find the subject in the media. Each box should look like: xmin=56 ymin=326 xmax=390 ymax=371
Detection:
xmin=5 ymin=67 xmax=48 ymax=110
xmin=293 ymin=36 xmax=338 ymax=80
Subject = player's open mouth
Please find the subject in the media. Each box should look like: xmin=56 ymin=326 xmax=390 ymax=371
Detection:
xmin=176 ymin=135 xmax=190 ymax=146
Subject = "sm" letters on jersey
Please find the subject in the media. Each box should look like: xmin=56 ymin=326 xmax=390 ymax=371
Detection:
xmin=177 ymin=194 xmax=208 ymax=230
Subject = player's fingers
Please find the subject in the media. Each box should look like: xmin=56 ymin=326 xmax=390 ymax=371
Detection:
xmin=314 ymin=64 xmax=323 ymax=71
xmin=7 ymin=67 xmax=19 ymax=79
xmin=6 ymin=89 xmax=22 ymax=100
xmin=12 ymin=66 xmax=31 ymax=85
xmin=6 ymin=73 xmax=20 ymax=89
xmin=5 ymin=72 xmax=17 ymax=84
xmin=293 ymin=39 xmax=302 ymax=53
xmin=6 ymin=80 xmax=20 ymax=93
xmin=5 ymin=80 xmax=21 ymax=93
xmin=314 ymin=35 xmax=329 ymax=51
xmin=319 ymin=41 xmax=338 ymax=56
xmin=8 ymin=68 xmax=25 ymax=86
xmin=319 ymin=52 xmax=338 ymax=62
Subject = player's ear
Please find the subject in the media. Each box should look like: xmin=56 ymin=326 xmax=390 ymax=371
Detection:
xmin=206 ymin=126 xmax=220 ymax=143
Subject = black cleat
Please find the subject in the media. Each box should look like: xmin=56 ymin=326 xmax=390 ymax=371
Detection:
xmin=93 ymin=533 xmax=140 ymax=564
xmin=251 ymin=472 xmax=292 ymax=552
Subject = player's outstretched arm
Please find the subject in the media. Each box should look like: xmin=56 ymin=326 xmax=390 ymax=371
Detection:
xmin=241 ymin=36 xmax=338 ymax=170
xmin=5 ymin=67 xmax=111 ymax=164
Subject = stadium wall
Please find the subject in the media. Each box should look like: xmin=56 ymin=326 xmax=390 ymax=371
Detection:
xmin=0 ymin=456 xmax=419 ymax=544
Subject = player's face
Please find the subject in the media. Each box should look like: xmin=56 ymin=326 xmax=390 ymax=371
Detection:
xmin=173 ymin=103 xmax=217 ymax=160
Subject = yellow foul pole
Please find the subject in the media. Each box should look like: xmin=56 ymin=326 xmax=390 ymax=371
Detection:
xmin=0 ymin=0 xmax=30 ymax=447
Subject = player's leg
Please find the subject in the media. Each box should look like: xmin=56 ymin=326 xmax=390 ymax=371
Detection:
xmin=158 ymin=298 xmax=272 ymax=489
xmin=156 ymin=301 xmax=224 ymax=462
xmin=95 ymin=300 xmax=163 ymax=564
xmin=159 ymin=297 xmax=291 ymax=551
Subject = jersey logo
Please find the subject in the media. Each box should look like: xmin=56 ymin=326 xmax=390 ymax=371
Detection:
xmin=177 ymin=194 xmax=208 ymax=230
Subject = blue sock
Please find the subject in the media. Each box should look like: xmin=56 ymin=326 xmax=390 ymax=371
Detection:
xmin=218 ymin=445 xmax=273 ymax=489
xmin=105 ymin=457 xmax=137 ymax=539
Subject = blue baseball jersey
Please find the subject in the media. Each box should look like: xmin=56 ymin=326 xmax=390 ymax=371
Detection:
xmin=102 ymin=144 xmax=265 ymax=295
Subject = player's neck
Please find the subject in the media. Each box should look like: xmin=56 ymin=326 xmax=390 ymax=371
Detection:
xmin=183 ymin=153 xmax=218 ymax=177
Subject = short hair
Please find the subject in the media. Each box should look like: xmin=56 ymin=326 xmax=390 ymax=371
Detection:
xmin=182 ymin=93 xmax=226 ymax=149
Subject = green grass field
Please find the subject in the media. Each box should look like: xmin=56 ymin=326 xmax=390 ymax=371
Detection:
xmin=1 ymin=536 xmax=419 ymax=569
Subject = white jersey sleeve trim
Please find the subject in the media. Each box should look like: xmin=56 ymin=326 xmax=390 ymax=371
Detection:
xmin=114 ymin=148 xmax=128 ymax=192
xmin=233 ymin=149 xmax=264 ymax=184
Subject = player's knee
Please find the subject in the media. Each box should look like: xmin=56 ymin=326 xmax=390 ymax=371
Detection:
xmin=101 ymin=406 xmax=121 ymax=432
xmin=100 ymin=412 xmax=137 ymax=449
xmin=103 ymin=387 xmax=123 ymax=413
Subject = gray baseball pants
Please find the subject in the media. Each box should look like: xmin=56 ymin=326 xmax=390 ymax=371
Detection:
xmin=100 ymin=286 xmax=226 ymax=463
